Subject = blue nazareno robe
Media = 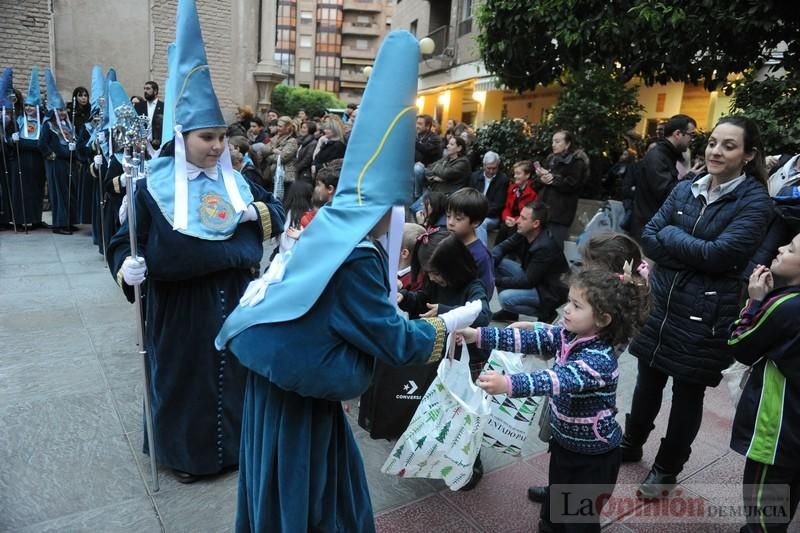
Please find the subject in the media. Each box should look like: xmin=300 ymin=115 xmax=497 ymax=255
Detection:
xmin=39 ymin=118 xmax=78 ymax=228
xmin=107 ymin=167 xmax=284 ymax=475
xmin=226 ymin=242 xmax=446 ymax=532
xmin=13 ymin=114 xmax=46 ymax=226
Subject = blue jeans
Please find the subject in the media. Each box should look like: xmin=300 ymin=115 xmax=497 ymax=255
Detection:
xmin=412 ymin=162 xmax=426 ymax=202
xmin=496 ymin=259 xmax=542 ymax=316
xmin=476 ymin=217 xmax=500 ymax=247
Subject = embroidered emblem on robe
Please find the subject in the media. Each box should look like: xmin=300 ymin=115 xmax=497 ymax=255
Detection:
xmin=199 ymin=193 xmax=235 ymax=231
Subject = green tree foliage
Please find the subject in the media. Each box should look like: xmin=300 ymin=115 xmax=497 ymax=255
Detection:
xmin=532 ymin=67 xmax=644 ymax=159
xmin=271 ymin=84 xmax=345 ymax=118
xmin=729 ymin=72 xmax=800 ymax=154
xmin=476 ymin=0 xmax=799 ymax=92
xmin=474 ymin=118 xmax=537 ymax=172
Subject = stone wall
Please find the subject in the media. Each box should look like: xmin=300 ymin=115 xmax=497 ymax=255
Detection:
xmin=0 ymin=1 xmax=53 ymax=98
xmin=0 ymin=0 xmax=260 ymax=122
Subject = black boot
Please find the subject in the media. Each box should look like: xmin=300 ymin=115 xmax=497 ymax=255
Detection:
xmin=637 ymin=463 xmax=677 ymax=500
xmin=619 ymin=413 xmax=647 ymax=463
xmin=527 ymin=485 xmax=548 ymax=503
xmin=459 ymin=453 xmax=483 ymax=491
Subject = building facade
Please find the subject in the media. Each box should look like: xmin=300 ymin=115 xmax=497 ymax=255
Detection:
xmin=392 ymin=0 xmax=732 ymax=136
xmin=275 ymin=0 xmax=393 ymax=103
xmin=0 ymin=0 xmax=284 ymax=122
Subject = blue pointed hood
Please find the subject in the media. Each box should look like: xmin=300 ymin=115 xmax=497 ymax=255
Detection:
xmin=161 ymin=42 xmax=177 ymax=146
xmin=0 ymin=68 xmax=12 ymax=109
xmin=215 ymin=30 xmax=420 ymax=349
xmin=100 ymin=68 xmax=117 ymax=131
xmin=44 ymin=68 xmax=65 ymax=111
xmin=171 ymin=0 xmax=224 ymax=133
xmin=90 ymin=65 xmax=104 ymax=115
xmin=107 ymin=80 xmax=134 ymax=134
xmin=25 ymin=67 xmax=40 ymax=106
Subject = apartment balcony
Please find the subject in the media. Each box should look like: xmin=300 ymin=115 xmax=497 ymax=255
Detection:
xmin=343 ymin=0 xmax=383 ymax=13
xmin=342 ymin=21 xmax=381 ymax=37
xmin=341 ymin=45 xmax=377 ymax=60
xmin=340 ymin=68 xmax=369 ymax=83
xmin=419 ymin=25 xmax=456 ymax=76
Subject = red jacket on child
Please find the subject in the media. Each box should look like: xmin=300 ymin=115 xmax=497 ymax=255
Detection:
xmin=501 ymin=180 xmax=537 ymax=222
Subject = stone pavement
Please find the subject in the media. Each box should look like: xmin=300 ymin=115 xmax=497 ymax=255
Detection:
xmin=0 ymin=224 xmax=794 ymax=532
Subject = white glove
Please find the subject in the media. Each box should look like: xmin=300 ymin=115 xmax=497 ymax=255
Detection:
xmin=97 ymin=131 xmax=106 ymax=143
xmin=68 ymin=142 xmax=76 ymax=151
xmin=119 ymin=174 xmax=128 ymax=188
xmin=119 ymin=195 xmax=128 ymax=224
xmin=240 ymin=251 xmax=291 ymax=307
xmin=11 ymin=132 xmax=19 ymax=142
xmin=93 ymin=155 xmax=103 ymax=168
xmin=240 ymin=204 xmax=258 ymax=223
xmin=439 ymin=300 xmax=482 ymax=333
xmin=121 ymin=256 xmax=147 ymax=286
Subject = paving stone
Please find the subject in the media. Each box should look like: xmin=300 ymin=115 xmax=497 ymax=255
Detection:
xmin=0 ymin=434 xmax=145 ymax=529
xmin=14 ymin=497 xmax=161 ymax=533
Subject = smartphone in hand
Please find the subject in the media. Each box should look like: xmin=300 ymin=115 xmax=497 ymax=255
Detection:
xmin=533 ymin=161 xmax=542 ymax=171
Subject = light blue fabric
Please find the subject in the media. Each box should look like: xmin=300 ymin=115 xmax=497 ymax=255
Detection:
xmin=90 ymin=65 xmax=104 ymax=115
xmin=106 ymin=81 xmax=133 ymax=136
xmin=100 ymin=68 xmax=116 ymax=131
xmin=24 ymin=67 xmax=40 ymax=106
xmin=215 ymin=30 xmax=420 ymax=348
xmin=0 ymin=68 xmax=12 ymax=109
xmin=167 ymin=0 xmax=225 ymax=133
xmin=161 ymin=43 xmax=177 ymax=146
xmin=44 ymin=68 xmax=65 ymax=111
xmin=146 ymin=156 xmax=254 ymax=241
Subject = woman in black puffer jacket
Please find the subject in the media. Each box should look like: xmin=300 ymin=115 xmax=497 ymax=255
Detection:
xmin=622 ymin=116 xmax=773 ymax=499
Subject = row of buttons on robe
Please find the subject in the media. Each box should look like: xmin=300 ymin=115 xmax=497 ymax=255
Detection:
xmin=217 ymin=288 xmax=226 ymax=464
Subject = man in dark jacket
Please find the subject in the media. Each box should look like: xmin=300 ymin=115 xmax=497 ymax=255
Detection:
xmin=629 ymin=114 xmax=696 ymax=243
xmin=134 ymin=81 xmax=164 ymax=149
xmin=472 ymin=151 xmax=509 ymax=246
xmin=414 ymin=114 xmax=442 ymax=166
xmin=491 ymin=202 xmax=568 ymax=322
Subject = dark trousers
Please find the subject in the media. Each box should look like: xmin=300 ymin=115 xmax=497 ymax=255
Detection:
xmin=626 ymin=358 xmax=707 ymax=473
xmin=541 ymin=440 xmax=621 ymax=533
xmin=741 ymin=458 xmax=800 ymax=533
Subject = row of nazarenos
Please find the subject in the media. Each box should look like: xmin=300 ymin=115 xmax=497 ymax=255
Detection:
xmin=0 ymin=64 xmax=124 ymax=242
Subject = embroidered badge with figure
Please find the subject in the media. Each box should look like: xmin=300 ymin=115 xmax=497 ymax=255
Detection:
xmin=199 ymin=192 xmax=235 ymax=230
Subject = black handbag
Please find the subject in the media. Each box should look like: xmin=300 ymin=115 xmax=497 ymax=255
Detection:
xmin=358 ymin=360 xmax=439 ymax=440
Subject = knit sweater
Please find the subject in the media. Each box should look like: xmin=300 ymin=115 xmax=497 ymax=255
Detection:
xmin=476 ymin=324 xmax=621 ymax=455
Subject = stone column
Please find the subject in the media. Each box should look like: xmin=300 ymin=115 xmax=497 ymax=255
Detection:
xmin=253 ymin=0 xmax=286 ymax=115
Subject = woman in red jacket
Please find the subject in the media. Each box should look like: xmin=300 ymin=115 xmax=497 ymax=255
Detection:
xmin=496 ymin=160 xmax=537 ymax=244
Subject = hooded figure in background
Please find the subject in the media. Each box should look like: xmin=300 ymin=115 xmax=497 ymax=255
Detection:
xmin=39 ymin=68 xmax=78 ymax=234
xmin=8 ymin=67 xmax=46 ymax=228
xmin=106 ymin=0 xmax=284 ymax=483
xmin=215 ymin=31 xmax=480 ymax=533
xmin=0 ymin=68 xmax=15 ymax=228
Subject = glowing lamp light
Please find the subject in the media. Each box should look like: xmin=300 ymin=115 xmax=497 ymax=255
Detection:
xmin=362 ymin=66 xmax=373 ymax=77
xmin=437 ymin=91 xmax=450 ymax=106
xmin=419 ymin=37 xmax=435 ymax=55
xmin=415 ymin=96 xmax=425 ymax=111
xmin=473 ymin=90 xmax=486 ymax=105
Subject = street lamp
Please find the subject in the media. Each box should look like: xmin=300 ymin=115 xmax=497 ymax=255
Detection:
xmin=362 ymin=66 xmax=373 ymax=78
xmin=419 ymin=37 xmax=435 ymax=56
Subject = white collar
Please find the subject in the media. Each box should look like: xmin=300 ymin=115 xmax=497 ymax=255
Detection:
xmin=186 ymin=161 xmax=218 ymax=181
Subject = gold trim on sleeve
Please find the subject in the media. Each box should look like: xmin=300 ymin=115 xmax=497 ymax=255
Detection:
xmin=253 ymin=201 xmax=272 ymax=241
xmin=116 ymin=256 xmax=130 ymax=288
xmin=112 ymin=175 xmax=121 ymax=194
xmin=421 ymin=317 xmax=447 ymax=363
